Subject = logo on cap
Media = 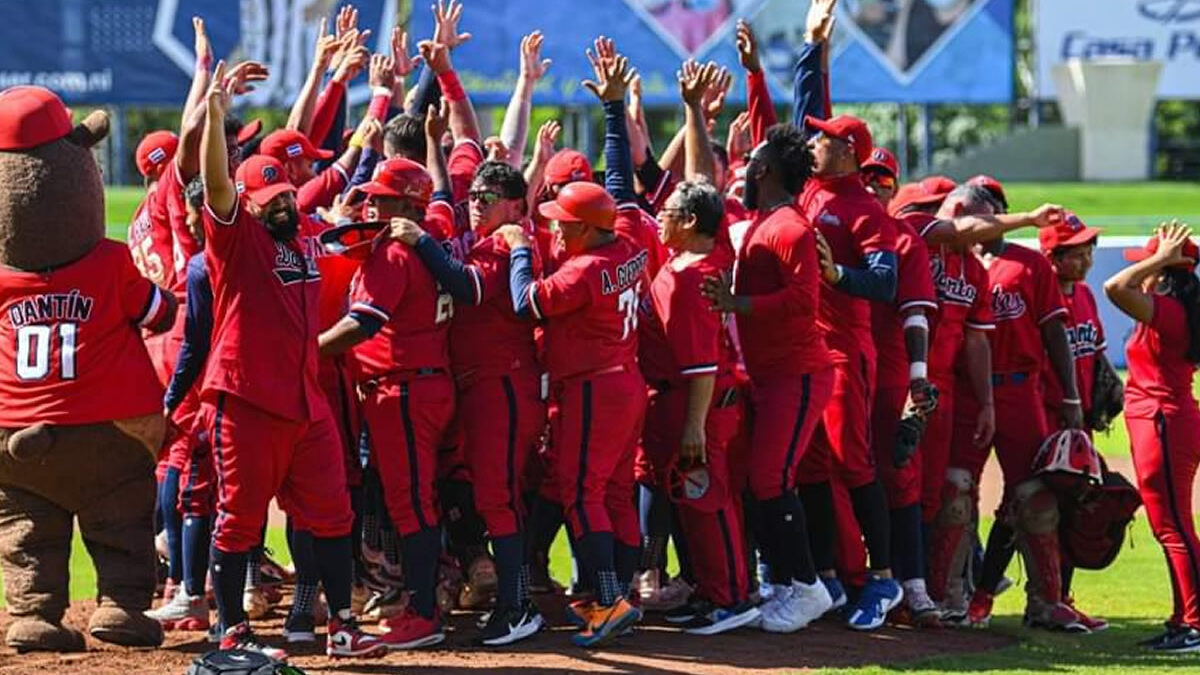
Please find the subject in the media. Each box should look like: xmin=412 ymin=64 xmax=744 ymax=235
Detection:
xmin=1066 ymin=213 xmax=1083 ymax=230
xmin=872 ymin=149 xmax=887 ymax=161
xmin=262 ymin=165 xmax=278 ymax=183
xmin=148 ymin=147 xmax=167 ymax=164
xmin=235 ymin=181 xmax=246 ymax=194
xmin=286 ymin=143 xmax=303 ymax=158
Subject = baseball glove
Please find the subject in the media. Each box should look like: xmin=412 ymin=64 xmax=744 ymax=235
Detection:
xmin=1088 ymin=353 xmax=1124 ymax=432
xmin=894 ymin=379 xmax=939 ymax=468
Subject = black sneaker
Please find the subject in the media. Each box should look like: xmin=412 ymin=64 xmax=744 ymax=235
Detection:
xmin=283 ymin=611 xmax=316 ymax=643
xmin=1138 ymin=623 xmax=1185 ymax=649
xmin=683 ymin=601 xmax=762 ymax=636
xmin=479 ymin=604 xmax=545 ymax=646
xmin=219 ymin=621 xmax=288 ymax=662
xmin=1153 ymin=627 xmax=1200 ymax=653
xmin=665 ymin=597 xmax=712 ymax=625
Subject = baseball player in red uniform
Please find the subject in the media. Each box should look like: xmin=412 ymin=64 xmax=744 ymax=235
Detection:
xmin=702 ymin=123 xmax=835 ymax=634
xmin=942 ymin=190 xmax=1085 ymax=631
xmin=1105 ymin=223 xmax=1200 ymax=653
xmin=500 ymin=177 xmax=648 ymax=646
xmin=318 ymin=157 xmax=456 ymax=651
xmin=389 ymin=156 xmax=548 ymax=646
xmin=797 ymin=114 xmax=902 ymax=630
xmin=1039 ymin=211 xmax=1111 ymax=632
xmin=198 ymin=63 xmax=380 ymax=661
xmin=640 ymin=179 xmax=759 ymax=635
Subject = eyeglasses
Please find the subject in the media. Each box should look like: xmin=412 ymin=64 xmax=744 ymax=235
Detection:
xmin=469 ymin=189 xmax=504 ymax=205
xmin=867 ymin=173 xmax=897 ymax=190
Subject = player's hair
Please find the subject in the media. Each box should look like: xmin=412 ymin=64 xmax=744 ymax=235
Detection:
xmin=184 ymin=176 xmax=205 ymax=211
xmin=673 ymin=179 xmax=724 ymax=237
xmin=765 ymin=124 xmax=814 ymax=195
xmin=384 ymin=114 xmax=427 ymax=160
xmin=710 ymin=142 xmax=729 ymax=173
xmin=473 ymin=161 xmax=528 ymax=201
xmin=945 ymin=184 xmax=998 ymax=215
xmin=1160 ymin=267 xmax=1200 ymax=363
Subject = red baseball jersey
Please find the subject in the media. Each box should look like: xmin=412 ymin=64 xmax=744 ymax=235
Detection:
xmin=926 ymin=244 xmax=993 ymax=376
xmin=297 ymin=164 xmax=349 ymax=214
xmin=616 ymin=204 xmax=668 ymax=281
xmin=799 ymin=173 xmax=896 ymax=362
xmin=639 ymin=247 xmax=738 ymax=387
xmin=1125 ymin=294 xmax=1197 ymax=419
xmin=733 ymin=204 xmax=829 ymax=380
xmin=526 ymin=211 xmax=648 ymax=380
xmin=348 ymin=238 xmax=452 ymax=378
xmin=981 ymin=242 xmax=1066 ymax=374
xmin=157 ymin=162 xmax=200 ymax=296
xmin=449 ymin=140 xmax=485 ymax=230
xmin=202 ymin=200 xmax=325 ymax=421
xmin=871 ymin=217 xmax=938 ymax=390
xmin=1041 ymin=281 xmax=1105 ymax=411
xmin=127 ymin=186 xmax=177 ymax=290
xmin=448 ymin=227 xmax=541 ymax=379
xmin=0 ymin=240 xmax=169 ymax=426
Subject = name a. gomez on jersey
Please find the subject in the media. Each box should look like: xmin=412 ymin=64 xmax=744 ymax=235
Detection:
xmin=601 ymin=249 xmax=650 ymax=296
xmin=930 ymin=256 xmax=977 ymax=307
xmin=273 ymin=242 xmax=322 ymax=286
xmin=990 ymin=285 xmax=1027 ymax=322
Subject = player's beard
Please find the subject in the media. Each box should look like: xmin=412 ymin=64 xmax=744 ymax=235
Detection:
xmin=265 ymin=204 xmax=301 ymax=241
xmin=742 ymin=175 xmax=759 ymax=211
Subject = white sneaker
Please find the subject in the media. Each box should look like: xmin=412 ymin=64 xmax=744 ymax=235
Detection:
xmin=763 ymin=580 xmax=832 ymax=633
xmin=756 ymin=583 xmax=791 ymax=626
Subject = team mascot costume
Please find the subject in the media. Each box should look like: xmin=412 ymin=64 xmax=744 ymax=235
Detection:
xmin=0 ymin=86 xmax=171 ymax=652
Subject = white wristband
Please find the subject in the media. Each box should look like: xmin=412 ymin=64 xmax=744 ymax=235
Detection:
xmin=903 ymin=313 xmax=929 ymax=331
xmin=1062 ymin=397 xmax=1081 ymax=405
xmin=909 ymin=362 xmax=928 ymax=380
xmin=372 ymin=86 xmax=393 ymax=98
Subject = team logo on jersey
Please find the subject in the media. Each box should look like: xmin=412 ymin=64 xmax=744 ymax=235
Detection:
xmin=7 ymin=290 xmax=94 ymax=327
xmin=817 ymin=212 xmax=842 ymax=228
xmin=601 ymin=249 xmax=649 ymax=295
xmin=990 ymin=285 xmax=1027 ymax=321
xmin=272 ymin=242 xmax=321 ymax=286
xmin=930 ymin=255 xmax=977 ymax=307
xmin=1067 ymin=320 xmax=1100 ymax=358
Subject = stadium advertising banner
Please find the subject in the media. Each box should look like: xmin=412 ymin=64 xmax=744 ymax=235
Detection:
xmin=1036 ymin=0 xmax=1200 ymax=99
xmin=0 ymin=0 xmax=1012 ymax=107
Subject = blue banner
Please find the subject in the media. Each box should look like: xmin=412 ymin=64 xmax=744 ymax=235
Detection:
xmin=0 ymin=0 xmax=1011 ymax=107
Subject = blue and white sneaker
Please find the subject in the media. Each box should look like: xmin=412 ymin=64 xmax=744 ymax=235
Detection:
xmin=847 ymin=575 xmax=904 ymax=631
xmin=684 ymin=602 xmax=762 ymax=636
xmin=822 ymin=577 xmax=847 ymax=613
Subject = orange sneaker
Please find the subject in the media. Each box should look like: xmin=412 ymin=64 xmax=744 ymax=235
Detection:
xmin=571 ymin=598 xmax=642 ymax=647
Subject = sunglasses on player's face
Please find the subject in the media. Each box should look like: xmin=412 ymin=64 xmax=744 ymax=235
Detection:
xmin=867 ymin=173 xmax=897 ymax=191
xmin=469 ymin=189 xmax=504 ymax=206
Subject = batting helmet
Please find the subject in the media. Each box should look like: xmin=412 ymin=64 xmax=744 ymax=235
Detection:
xmin=359 ymin=157 xmax=434 ymax=206
xmin=537 ymin=181 xmax=616 ymax=229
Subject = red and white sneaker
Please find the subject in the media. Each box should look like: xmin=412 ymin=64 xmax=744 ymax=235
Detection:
xmin=966 ymin=589 xmax=993 ymax=628
xmin=378 ymin=608 xmax=445 ymax=650
xmin=326 ymin=615 xmax=387 ymax=657
xmin=1025 ymin=601 xmax=1088 ymax=633
xmin=219 ymin=621 xmax=288 ymax=662
xmin=1064 ymin=596 xmax=1109 ymax=632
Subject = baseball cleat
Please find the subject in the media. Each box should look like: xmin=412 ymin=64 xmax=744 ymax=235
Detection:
xmin=684 ymin=602 xmax=762 ymax=636
xmin=847 ymin=576 xmax=904 ymax=631
xmin=326 ymin=615 xmax=387 ymax=657
xmin=571 ymin=597 xmax=642 ymax=648
xmin=479 ymin=604 xmax=545 ymax=646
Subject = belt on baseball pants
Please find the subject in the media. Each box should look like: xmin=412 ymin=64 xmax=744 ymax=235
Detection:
xmin=361 ymin=367 xmax=448 ymax=391
xmin=991 ymin=371 xmax=1031 ymax=386
xmin=651 ymin=381 xmax=740 ymax=409
xmin=557 ymin=362 xmax=635 ymax=383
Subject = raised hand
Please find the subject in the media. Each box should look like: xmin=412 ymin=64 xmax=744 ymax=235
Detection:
xmin=335 ymin=4 xmax=359 ymax=41
xmin=736 ymin=20 xmax=760 ymax=73
xmin=333 ymin=44 xmax=370 ymax=83
xmin=485 ymin=136 xmax=511 ymax=164
xmin=534 ymin=119 xmax=562 ymax=165
xmin=369 ymin=53 xmax=396 ymax=90
xmin=679 ymin=60 xmax=718 ymax=108
xmin=391 ymin=27 xmax=423 ymax=79
xmin=193 ymin=16 xmax=213 ymax=69
xmin=702 ymin=65 xmax=732 ymax=119
xmin=1152 ymin=220 xmax=1196 ymax=267
xmin=584 ymin=39 xmax=636 ymax=103
xmin=726 ymin=111 xmax=751 ymax=161
xmin=520 ymin=30 xmax=552 ymax=82
xmin=418 ymin=39 xmax=452 ymax=75
xmin=425 ymin=99 xmax=450 ymax=141
xmin=223 ymin=61 xmax=270 ymax=95
xmin=805 ymin=0 xmax=838 ymax=44
xmin=312 ymin=18 xmax=340 ymax=73
xmin=1028 ymin=203 xmax=1065 ymax=229
xmin=206 ymin=61 xmax=232 ymax=116
xmin=432 ymin=0 xmax=472 ymax=49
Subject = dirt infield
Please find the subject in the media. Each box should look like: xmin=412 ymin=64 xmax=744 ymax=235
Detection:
xmin=0 ymin=594 xmax=1014 ymax=675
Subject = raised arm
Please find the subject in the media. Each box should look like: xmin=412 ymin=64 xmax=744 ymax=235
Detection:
xmin=287 ymin=17 xmax=338 ymax=135
xmin=524 ymin=120 xmax=561 ymax=215
xmin=425 ymin=0 xmax=480 ymax=144
xmin=584 ymin=37 xmax=637 ymax=204
xmin=736 ymin=20 xmax=776 ymax=145
xmin=1106 ymin=222 xmax=1194 ymax=324
xmin=201 ymin=62 xmax=236 ymax=219
xmin=794 ymin=0 xmax=837 ymax=126
xmin=679 ymin=60 xmax=718 ymax=182
xmin=922 ymin=203 xmax=1064 ymax=247
xmin=425 ymin=100 xmax=452 ymax=198
xmin=389 ymin=26 xmax=424 ymax=115
xmin=176 ymin=17 xmax=214 ymax=180
xmin=501 ymin=31 xmax=552 ymax=169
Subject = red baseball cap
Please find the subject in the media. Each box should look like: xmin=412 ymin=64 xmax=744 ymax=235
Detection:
xmin=805 ymin=114 xmax=873 ymax=167
xmin=1123 ymin=233 xmax=1200 ymax=272
xmin=135 ymin=130 xmax=179 ymax=178
xmin=544 ymin=149 xmax=593 ymax=186
xmin=0 ymin=86 xmax=74 ymax=151
xmin=538 ymin=181 xmax=616 ymax=229
xmin=861 ymin=147 xmax=899 ymax=178
xmin=260 ymin=129 xmax=335 ymax=163
xmin=968 ymin=174 xmax=1008 ymax=211
xmin=237 ymin=119 xmax=263 ymax=146
xmin=357 ymin=157 xmax=433 ymax=205
xmin=1039 ymin=210 xmax=1101 ymax=253
xmin=888 ymin=176 xmax=956 ymax=216
xmin=235 ymin=154 xmax=296 ymax=208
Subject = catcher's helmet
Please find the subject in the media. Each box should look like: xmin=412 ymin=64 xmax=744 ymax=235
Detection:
xmin=1032 ymin=428 xmax=1102 ymax=491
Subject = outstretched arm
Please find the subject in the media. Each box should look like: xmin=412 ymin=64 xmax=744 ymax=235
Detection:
xmin=736 ymin=20 xmax=776 ymax=145
xmin=201 ymin=62 xmax=236 ymax=219
xmin=501 ymin=31 xmax=552 ymax=168
xmin=583 ymin=37 xmax=637 ymax=204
